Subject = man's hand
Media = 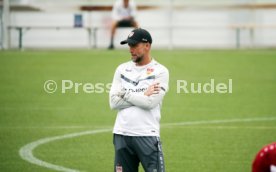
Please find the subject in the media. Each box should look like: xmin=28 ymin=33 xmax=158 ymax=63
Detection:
xmin=144 ymin=83 xmax=160 ymax=96
xmin=117 ymin=87 xmax=127 ymax=98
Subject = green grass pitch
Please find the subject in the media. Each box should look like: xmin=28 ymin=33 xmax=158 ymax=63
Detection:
xmin=0 ymin=49 xmax=276 ymax=172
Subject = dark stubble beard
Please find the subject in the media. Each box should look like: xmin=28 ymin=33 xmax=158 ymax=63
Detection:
xmin=133 ymin=54 xmax=143 ymax=63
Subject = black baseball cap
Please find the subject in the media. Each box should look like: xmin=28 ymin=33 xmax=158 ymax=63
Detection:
xmin=120 ymin=28 xmax=152 ymax=45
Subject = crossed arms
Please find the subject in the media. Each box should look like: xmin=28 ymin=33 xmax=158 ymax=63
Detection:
xmin=109 ymin=67 xmax=169 ymax=110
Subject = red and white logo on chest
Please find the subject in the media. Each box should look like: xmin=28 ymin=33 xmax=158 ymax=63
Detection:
xmin=146 ymin=68 xmax=154 ymax=75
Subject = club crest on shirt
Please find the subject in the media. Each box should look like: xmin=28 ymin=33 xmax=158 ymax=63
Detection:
xmin=146 ymin=68 xmax=154 ymax=75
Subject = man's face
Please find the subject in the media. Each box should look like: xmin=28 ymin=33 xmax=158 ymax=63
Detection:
xmin=128 ymin=43 xmax=149 ymax=63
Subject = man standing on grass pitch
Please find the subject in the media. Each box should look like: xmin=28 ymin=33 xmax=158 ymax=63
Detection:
xmin=109 ymin=28 xmax=169 ymax=172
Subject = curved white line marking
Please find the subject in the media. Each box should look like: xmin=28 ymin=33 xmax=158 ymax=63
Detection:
xmin=19 ymin=117 xmax=276 ymax=172
xmin=19 ymin=129 xmax=112 ymax=172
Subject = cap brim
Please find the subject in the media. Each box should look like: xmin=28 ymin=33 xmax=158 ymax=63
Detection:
xmin=120 ymin=39 xmax=139 ymax=45
xmin=120 ymin=40 xmax=128 ymax=45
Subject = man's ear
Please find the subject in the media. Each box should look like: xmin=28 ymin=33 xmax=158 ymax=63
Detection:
xmin=146 ymin=43 xmax=151 ymax=50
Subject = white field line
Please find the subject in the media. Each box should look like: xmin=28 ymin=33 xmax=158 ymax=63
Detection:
xmin=162 ymin=116 xmax=276 ymax=127
xmin=19 ymin=117 xmax=276 ymax=172
xmin=19 ymin=129 xmax=112 ymax=172
xmin=1 ymin=125 xmax=111 ymax=129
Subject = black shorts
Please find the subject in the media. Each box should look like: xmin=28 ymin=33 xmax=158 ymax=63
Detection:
xmin=113 ymin=134 xmax=165 ymax=172
xmin=116 ymin=19 xmax=136 ymax=27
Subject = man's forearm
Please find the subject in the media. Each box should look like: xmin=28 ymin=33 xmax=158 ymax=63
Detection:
xmin=123 ymin=91 xmax=164 ymax=110
xmin=110 ymin=93 xmax=133 ymax=110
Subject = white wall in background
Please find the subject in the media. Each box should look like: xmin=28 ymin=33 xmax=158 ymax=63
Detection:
xmin=9 ymin=9 xmax=276 ymax=49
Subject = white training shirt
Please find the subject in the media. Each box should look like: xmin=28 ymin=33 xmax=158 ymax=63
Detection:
xmin=109 ymin=59 xmax=169 ymax=136
xmin=112 ymin=0 xmax=137 ymax=21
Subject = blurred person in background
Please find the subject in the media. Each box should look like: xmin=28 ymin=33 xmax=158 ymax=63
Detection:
xmin=252 ymin=142 xmax=276 ymax=172
xmin=108 ymin=0 xmax=138 ymax=50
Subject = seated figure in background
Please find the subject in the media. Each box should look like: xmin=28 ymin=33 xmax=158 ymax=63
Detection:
xmin=108 ymin=0 xmax=138 ymax=49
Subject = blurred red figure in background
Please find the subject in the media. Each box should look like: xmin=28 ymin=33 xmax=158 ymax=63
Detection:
xmin=252 ymin=142 xmax=276 ymax=172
